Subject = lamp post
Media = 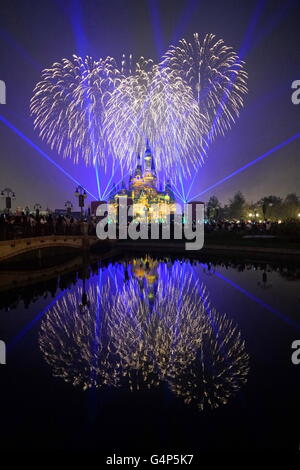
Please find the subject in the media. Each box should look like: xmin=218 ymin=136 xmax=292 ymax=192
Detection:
xmin=1 ymin=187 xmax=15 ymax=213
xmin=65 ymin=200 xmax=73 ymax=215
xmin=74 ymin=186 xmax=87 ymax=220
xmin=34 ymin=203 xmax=42 ymax=219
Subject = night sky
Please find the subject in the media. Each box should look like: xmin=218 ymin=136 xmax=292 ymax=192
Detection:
xmin=0 ymin=0 xmax=299 ymax=211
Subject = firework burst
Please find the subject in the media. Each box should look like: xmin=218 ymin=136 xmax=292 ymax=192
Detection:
xmin=31 ymin=34 xmax=247 ymax=178
xmin=30 ymin=55 xmax=124 ymax=166
xmin=104 ymin=63 xmax=208 ymax=176
xmin=163 ymin=33 xmax=248 ymax=140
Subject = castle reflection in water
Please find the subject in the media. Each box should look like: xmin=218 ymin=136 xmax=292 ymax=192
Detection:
xmin=39 ymin=257 xmax=249 ymax=411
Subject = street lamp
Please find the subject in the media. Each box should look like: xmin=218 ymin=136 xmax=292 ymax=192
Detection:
xmin=1 ymin=187 xmax=15 ymax=213
xmin=74 ymin=186 xmax=87 ymax=220
xmin=65 ymin=200 xmax=73 ymax=215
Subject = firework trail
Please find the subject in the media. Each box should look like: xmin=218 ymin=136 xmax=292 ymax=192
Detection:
xmin=163 ymin=33 xmax=248 ymax=141
xmin=39 ymin=259 xmax=249 ymax=409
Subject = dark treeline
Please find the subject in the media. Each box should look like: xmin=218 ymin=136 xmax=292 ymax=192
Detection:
xmin=206 ymin=192 xmax=299 ymax=221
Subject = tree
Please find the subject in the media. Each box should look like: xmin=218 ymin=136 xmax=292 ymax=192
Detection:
xmin=283 ymin=193 xmax=299 ymax=219
xmin=206 ymin=195 xmax=221 ymax=220
xmin=258 ymin=195 xmax=282 ymax=220
xmin=228 ymin=191 xmax=245 ymax=219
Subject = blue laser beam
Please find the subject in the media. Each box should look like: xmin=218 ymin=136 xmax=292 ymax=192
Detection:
xmin=147 ymin=0 xmax=164 ymax=59
xmin=7 ymin=289 xmax=67 ymax=351
xmin=170 ymin=0 xmax=201 ymax=45
xmin=101 ymin=162 xmax=123 ymax=201
xmin=102 ymin=171 xmax=133 ymax=201
xmin=179 ymin=170 xmax=186 ymax=202
xmin=188 ymin=133 xmax=300 ymax=201
xmin=209 ymin=267 xmax=300 ymax=331
xmin=0 ymin=114 xmax=98 ymax=200
xmin=170 ymin=182 xmax=185 ymax=203
xmin=95 ymin=163 xmax=102 ymax=200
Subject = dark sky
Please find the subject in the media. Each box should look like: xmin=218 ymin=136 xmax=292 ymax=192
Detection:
xmin=0 ymin=0 xmax=299 ymax=210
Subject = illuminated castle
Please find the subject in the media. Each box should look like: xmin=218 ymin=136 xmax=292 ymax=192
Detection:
xmin=109 ymin=141 xmax=176 ymax=222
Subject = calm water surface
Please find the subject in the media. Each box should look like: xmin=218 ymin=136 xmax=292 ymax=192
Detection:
xmin=0 ymin=253 xmax=299 ymax=451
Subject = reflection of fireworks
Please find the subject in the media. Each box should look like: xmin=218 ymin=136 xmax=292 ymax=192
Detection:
xmin=106 ymin=265 xmax=208 ymax=389
xmin=39 ymin=278 xmax=121 ymax=390
xmin=31 ymin=34 xmax=247 ymax=176
xmin=39 ymin=260 xmax=249 ymax=410
xmin=167 ymin=310 xmax=249 ymax=410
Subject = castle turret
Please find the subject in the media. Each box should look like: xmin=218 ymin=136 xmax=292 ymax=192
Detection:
xmin=165 ymin=179 xmax=175 ymax=199
xmin=133 ymin=154 xmax=142 ymax=178
xmin=143 ymin=140 xmax=157 ymax=187
xmin=144 ymin=139 xmax=152 ymax=171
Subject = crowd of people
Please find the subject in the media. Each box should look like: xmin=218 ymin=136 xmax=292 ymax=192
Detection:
xmin=0 ymin=210 xmax=293 ymax=241
xmin=204 ymin=219 xmax=277 ymax=234
xmin=0 ymin=212 xmax=97 ymax=240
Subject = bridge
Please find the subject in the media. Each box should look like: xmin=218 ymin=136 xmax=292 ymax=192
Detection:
xmin=0 ymin=235 xmax=102 ymax=262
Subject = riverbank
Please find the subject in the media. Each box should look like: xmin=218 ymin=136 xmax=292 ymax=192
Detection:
xmin=115 ymin=237 xmax=300 ymax=260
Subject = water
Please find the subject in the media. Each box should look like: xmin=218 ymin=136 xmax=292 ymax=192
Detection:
xmin=0 ymin=252 xmax=299 ymax=451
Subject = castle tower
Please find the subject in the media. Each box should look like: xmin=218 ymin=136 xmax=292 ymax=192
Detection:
xmin=143 ymin=140 xmax=157 ymax=187
xmin=134 ymin=154 xmax=142 ymax=178
xmin=144 ymin=139 xmax=152 ymax=172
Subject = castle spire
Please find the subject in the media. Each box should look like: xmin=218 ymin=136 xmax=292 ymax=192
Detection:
xmin=144 ymin=140 xmax=152 ymax=171
xmin=151 ymin=154 xmax=155 ymax=171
